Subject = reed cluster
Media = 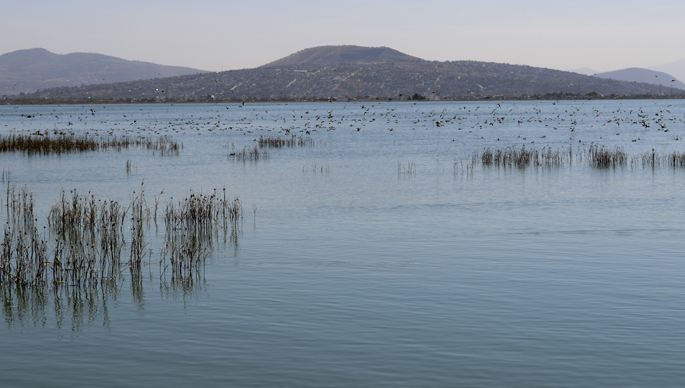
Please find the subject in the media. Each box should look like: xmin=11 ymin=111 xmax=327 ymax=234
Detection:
xmin=228 ymin=145 xmax=268 ymax=161
xmin=478 ymin=146 xmax=566 ymax=168
xmin=161 ymin=189 xmax=242 ymax=274
xmin=46 ymin=189 xmax=127 ymax=286
xmin=468 ymin=145 xmax=685 ymax=171
xmin=258 ymin=135 xmax=314 ymax=148
xmin=1 ymin=187 xmax=49 ymax=286
xmin=666 ymin=151 xmax=685 ymax=168
xmin=588 ymin=145 xmax=628 ymax=168
xmin=2 ymin=182 xmax=242 ymax=288
xmin=146 ymin=135 xmax=181 ymax=156
xmin=629 ymin=150 xmax=685 ymax=169
xmin=128 ymin=187 xmax=149 ymax=269
xmin=0 ymin=133 xmax=180 ymax=156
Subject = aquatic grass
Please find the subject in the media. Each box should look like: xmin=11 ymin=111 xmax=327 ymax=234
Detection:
xmin=588 ymin=145 xmax=627 ymax=168
xmin=398 ymin=161 xmax=416 ymax=176
xmin=4 ymin=184 xmax=151 ymax=287
xmin=304 ymin=163 xmax=331 ymax=175
xmin=0 ymin=133 xmax=180 ymax=156
xmin=258 ymin=135 xmax=314 ymax=148
xmin=666 ymin=151 xmax=685 ymax=168
xmin=228 ymin=145 xmax=268 ymax=161
xmin=628 ymin=150 xmax=685 ymax=169
xmin=128 ymin=184 xmax=149 ymax=269
xmin=1 ymin=186 xmax=50 ymax=286
xmin=477 ymin=146 xmax=566 ymax=169
xmin=2 ymin=182 xmax=245 ymax=288
xmin=161 ymin=189 xmax=242 ymax=274
xmin=47 ymin=189 xmax=129 ymax=286
xmin=468 ymin=145 xmax=685 ymax=170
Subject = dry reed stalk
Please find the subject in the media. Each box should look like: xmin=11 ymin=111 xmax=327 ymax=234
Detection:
xmin=161 ymin=189 xmax=242 ymax=274
xmin=228 ymin=145 xmax=268 ymax=161
xmin=258 ymin=135 xmax=314 ymax=148
xmin=0 ymin=133 xmax=180 ymax=156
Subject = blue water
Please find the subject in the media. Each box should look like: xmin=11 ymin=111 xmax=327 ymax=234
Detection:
xmin=2 ymin=100 xmax=685 ymax=387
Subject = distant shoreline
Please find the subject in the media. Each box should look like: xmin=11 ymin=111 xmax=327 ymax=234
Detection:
xmin=3 ymin=94 xmax=685 ymax=106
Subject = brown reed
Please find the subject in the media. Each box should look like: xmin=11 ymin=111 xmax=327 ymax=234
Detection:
xmin=258 ymin=135 xmax=314 ymax=148
xmin=588 ymin=144 xmax=627 ymax=168
xmin=161 ymin=189 xmax=242 ymax=274
xmin=228 ymin=145 xmax=268 ymax=161
xmin=2 ymin=183 xmax=242 ymax=288
xmin=0 ymin=133 xmax=180 ymax=156
xmin=477 ymin=146 xmax=566 ymax=168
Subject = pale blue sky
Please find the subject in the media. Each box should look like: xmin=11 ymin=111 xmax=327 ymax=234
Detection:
xmin=1 ymin=0 xmax=683 ymax=72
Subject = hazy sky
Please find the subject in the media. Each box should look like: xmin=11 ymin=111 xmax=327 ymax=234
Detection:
xmin=2 ymin=0 xmax=684 ymax=72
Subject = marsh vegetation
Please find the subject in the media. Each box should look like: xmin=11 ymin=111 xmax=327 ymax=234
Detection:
xmin=1 ymin=181 xmax=242 ymax=288
xmin=0 ymin=133 xmax=180 ymax=156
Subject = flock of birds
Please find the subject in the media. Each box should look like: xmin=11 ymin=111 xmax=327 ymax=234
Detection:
xmin=2 ymin=101 xmax=684 ymax=150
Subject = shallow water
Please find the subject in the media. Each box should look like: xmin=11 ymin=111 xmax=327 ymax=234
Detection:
xmin=2 ymin=100 xmax=685 ymax=387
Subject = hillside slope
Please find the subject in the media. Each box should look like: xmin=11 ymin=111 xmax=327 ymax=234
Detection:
xmin=19 ymin=59 xmax=676 ymax=102
xmin=0 ymin=48 xmax=207 ymax=96
xmin=594 ymin=68 xmax=685 ymax=90
xmin=650 ymin=59 xmax=685 ymax=84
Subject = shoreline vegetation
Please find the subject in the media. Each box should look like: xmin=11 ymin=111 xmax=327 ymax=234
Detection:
xmin=3 ymin=93 xmax=685 ymax=106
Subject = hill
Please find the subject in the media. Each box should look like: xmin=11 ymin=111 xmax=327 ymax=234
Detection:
xmin=0 ymin=48 xmax=207 ymax=96
xmin=649 ymin=58 xmax=685 ymax=86
xmin=594 ymin=68 xmax=685 ymax=91
xmin=7 ymin=46 xmax=681 ymax=102
xmin=261 ymin=45 xmax=423 ymax=67
xmin=568 ymin=67 xmax=600 ymax=76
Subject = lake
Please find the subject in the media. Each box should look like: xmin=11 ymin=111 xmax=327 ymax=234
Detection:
xmin=2 ymin=100 xmax=685 ymax=387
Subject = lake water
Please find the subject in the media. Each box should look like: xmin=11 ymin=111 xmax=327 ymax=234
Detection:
xmin=2 ymin=100 xmax=685 ymax=387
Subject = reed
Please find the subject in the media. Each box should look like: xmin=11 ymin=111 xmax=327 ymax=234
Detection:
xmin=2 ymin=183 xmax=242 ymax=288
xmin=628 ymin=150 xmax=685 ymax=169
xmin=128 ymin=184 xmax=149 ymax=269
xmin=1 ymin=186 xmax=50 ymax=286
xmin=468 ymin=145 xmax=685 ymax=170
xmin=588 ymin=144 xmax=627 ymax=168
xmin=0 ymin=133 xmax=180 ymax=156
xmin=47 ymin=189 xmax=128 ymax=286
xmin=161 ymin=189 xmax=242 ymax=274
xmin=5 ymin=186 xmax=136 ymax=287
xmin=666 ymin=151 xmax=685 ymax=168
xmin=228 ymin=145 xmax=268 ymax=161
xmin=258 ymin=135 xmax=314 ymax=148
xmin=477 ymin=146 xmax=565 ymax=168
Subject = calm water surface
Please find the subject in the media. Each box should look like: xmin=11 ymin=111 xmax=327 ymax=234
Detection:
xmin=1 ymin=100 xmax=685 ymax=387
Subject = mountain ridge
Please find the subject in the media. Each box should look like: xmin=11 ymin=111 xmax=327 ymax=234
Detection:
xmin=4 ymin=46 xmax=683 ymax=101
xmin=649 ymin=59 xmax=685 ymax=85
xmin=594 ymin=67 xmax=685 ymax=91
xmin=0 ymin=48 xmax=207 ymax=96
